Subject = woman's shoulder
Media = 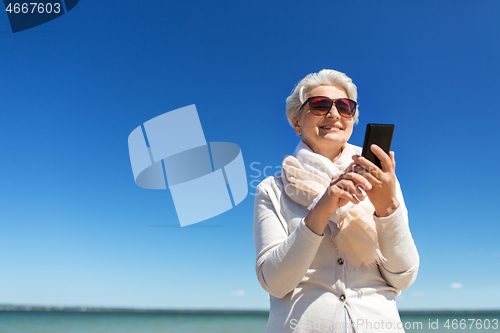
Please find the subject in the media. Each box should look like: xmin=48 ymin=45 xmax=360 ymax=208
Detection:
xmin=255 ymin=174 xmax=284 ymax=194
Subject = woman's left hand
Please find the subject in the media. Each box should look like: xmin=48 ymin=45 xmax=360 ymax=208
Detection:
xmin=352 ymin=144 xmax=399 ymax=217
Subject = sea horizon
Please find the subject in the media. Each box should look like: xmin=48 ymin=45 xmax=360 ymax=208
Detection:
xmin=1 ymin=304 xmax=499 ymax=315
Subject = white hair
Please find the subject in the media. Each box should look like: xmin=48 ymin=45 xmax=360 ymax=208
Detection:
xmin=285 ymin=69 xmax=359 ymax=127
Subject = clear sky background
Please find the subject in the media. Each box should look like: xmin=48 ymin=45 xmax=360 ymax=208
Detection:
xmin=1 ymin=0 xmax=500 ymax=311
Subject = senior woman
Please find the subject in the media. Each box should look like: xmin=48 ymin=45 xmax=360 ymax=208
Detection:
xmin=253 ymin=69 xmax=419 ymax=333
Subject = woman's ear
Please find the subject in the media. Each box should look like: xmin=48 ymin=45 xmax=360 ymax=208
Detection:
xmin=293 ymin=119 xmax=302 ymax=136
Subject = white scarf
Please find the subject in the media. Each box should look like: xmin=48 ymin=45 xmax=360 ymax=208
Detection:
xmin=281 ymin=140 xmax=386 ymax=268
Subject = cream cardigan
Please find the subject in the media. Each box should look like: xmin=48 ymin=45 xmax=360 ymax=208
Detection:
xmin=253 ymin=156 xmax=419 ymax=333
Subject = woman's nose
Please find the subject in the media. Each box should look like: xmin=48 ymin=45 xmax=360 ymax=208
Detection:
xmin=326 ymin=106 xmax=340 ymax=118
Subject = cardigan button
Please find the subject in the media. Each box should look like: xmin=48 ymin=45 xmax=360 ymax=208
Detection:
xmin=339 ymin=294 xmax=346 ymax=302
xmin=337 ymin=258 xmax=344 ymax=265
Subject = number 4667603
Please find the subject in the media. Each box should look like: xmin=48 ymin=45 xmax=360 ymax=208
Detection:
xmin=5 ymin=3 xmax=61 ymax=14
xmin=443 ymin=318 xmax=499 ymax=330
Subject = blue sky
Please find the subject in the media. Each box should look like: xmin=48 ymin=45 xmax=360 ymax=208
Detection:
xmin=1 ymin=0 xmax=500 ymax=311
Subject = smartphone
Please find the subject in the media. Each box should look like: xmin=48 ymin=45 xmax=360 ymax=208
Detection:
xmin=361 ymin=124 xmax=395 ymax=169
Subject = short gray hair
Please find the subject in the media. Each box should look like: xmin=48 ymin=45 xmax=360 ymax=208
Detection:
xmin=286 ymin=69 xmax=359 ymax=127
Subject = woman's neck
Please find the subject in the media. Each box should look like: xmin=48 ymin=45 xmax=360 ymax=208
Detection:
xmin=321 ymin=147 xmax=343 ymax=162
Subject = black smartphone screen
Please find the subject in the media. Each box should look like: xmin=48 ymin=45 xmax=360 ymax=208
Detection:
xmin=361 ymin=124 xmax=395 ymax=169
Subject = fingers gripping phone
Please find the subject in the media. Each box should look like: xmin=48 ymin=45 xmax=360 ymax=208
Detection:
xmin=361 ymin=124 xmax=395 ymax=169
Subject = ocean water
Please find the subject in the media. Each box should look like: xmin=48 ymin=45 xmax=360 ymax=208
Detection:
xmin=0 ymin=312 xmax=269 ymax=333
xmin=0 ymin=310 xmax=498 ymax=333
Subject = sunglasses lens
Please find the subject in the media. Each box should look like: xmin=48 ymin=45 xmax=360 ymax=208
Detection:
xmin=308 ymin=97 xmax=332 ymax=115
xmin=335 ymin=99 xmax=356 ymax=117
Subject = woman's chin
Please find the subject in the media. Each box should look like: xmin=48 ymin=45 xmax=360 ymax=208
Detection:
xmin=318 ymin=133 xmax=346 ymax=145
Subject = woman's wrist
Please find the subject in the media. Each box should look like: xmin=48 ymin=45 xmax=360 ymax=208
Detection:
xmin=304 ymin=202 xmax=335 ymax=236
xmin=374 ymin=198 xmax=400 ymax=218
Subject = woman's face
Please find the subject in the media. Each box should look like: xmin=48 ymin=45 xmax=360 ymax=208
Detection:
xmin=294 ymin=85 xmax=355 ymax=160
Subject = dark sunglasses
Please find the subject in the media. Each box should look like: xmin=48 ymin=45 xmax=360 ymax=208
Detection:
xmin=299 ymin=96 xmax=357 ymax=118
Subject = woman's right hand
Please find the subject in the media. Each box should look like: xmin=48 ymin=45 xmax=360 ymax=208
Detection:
xmin=304 ymin=166 xmax=372 ymax=235
xmin=322 ymin=166 xmax=373 ymax=213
